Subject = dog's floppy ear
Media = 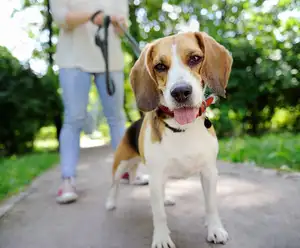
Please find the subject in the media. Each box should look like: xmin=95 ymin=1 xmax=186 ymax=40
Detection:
xmin=130 ymin=43 xmax=159 ymax=112
xmin=195 ymin=32 xmax=233 ymax=97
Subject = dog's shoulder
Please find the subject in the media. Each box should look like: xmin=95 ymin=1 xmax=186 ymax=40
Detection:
xmin=126 ymin=116 xmax=145 ymax=155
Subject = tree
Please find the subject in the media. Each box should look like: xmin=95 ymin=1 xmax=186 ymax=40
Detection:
xmin=16 ymin=0 xmax=300 ymax=138
xmin=0 ymin=46 xmax=62 ymax=155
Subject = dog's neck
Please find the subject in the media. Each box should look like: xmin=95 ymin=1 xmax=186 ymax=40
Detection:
xmin=155 ymin=95 xmax=216 ymax=133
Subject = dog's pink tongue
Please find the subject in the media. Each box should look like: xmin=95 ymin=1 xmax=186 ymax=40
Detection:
xmin=173 ymin=108 xmax=199 ymax=125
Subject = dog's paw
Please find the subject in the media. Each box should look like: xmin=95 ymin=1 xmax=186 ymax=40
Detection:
xmin=152 ymin=233 xmax=176 ymax=248
xmin=207 ymin=226 xmax=229 ymax=244
xmin=164 ymin=196 xmax=176 ymax=206
xmin=105 ymin=198 xmax=116 ymax=211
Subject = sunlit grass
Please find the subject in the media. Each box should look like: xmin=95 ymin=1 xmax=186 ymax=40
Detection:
xmin=0 ymin=152 xmax=58 ymax=202
xmin=0 ymin=126 xmax=60 ymax=202
xmin=219 ymin=132 xmax=300 ymax=171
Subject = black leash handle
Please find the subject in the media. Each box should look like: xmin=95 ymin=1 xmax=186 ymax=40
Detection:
xmin=95 ymin=15 xmax=115 ymax=96
xmin=103 ymin=16 xmax=115 ymax=96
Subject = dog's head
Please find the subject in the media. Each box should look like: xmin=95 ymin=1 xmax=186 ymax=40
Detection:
xmin=130 ymin=31 xmax=233 ymax=125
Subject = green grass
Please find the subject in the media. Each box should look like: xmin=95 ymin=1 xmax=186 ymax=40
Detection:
xmin=218 ymin=132 xmax=300 ymax=171
xmin=0 ymin=152 xmax=58 ymax=202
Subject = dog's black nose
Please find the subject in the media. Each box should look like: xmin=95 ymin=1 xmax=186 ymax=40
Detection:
xmin=170 ymin=83 xmax=192 ymax=103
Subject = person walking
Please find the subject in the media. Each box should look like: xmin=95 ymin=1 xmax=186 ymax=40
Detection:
xmin=50 ymin=0 xmax=149 ymax=204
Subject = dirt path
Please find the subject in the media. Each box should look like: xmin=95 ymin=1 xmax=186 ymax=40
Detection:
xmin=1 ymin=145 xmax=300 ymax=248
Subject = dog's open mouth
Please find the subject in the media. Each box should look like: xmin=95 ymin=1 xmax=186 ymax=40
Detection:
xmin=173 ymin=107 xmax=199 ymax=125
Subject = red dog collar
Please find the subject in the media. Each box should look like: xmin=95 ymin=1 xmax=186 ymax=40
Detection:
xmin=158 ymin=95 xmax=217 ymax=118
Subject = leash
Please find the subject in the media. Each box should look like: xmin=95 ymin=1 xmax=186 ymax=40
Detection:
xmin=117 ymin=23 xmax=141 ymax=58
xmin=94 ymin=16 xmax=142 ymax=96
xmin=95 ymin=15 xmax=115 ymax=96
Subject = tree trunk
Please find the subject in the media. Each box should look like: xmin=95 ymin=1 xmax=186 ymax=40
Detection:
xmin=46 ymin=0 xmax=53 ymax=66
xmin=129 ymin=2 xmax=144 ymax=118
xmin=46 ymin=0 xmax=62 ymax=149
xmin=247 ymin=102 xmax=259 ymax=136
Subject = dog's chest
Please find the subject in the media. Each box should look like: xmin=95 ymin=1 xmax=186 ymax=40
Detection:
xmin=164 ymin=136 xmax=205 ymax=178
xmin=145 ymin=118 xmax=218 ymax=178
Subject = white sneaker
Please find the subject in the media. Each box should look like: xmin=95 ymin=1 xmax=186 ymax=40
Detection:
xmin=120 ymin=172 xmax=149 ymax=185
xmin=132 ymin=173 xmax=150 ymax=185
xmin=56 ymin=178 xmax=78 ymax=204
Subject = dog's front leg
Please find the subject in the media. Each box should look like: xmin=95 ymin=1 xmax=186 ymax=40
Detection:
xmin=149 ymin=167 xmax=175 ymax=248
xmin=200 ymin=164 xmax=228 ymax=244
xmin=163 ymin=178 xmax=176 ymax=206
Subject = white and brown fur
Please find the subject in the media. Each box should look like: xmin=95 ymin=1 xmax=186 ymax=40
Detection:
xmin=106 ymin=31 xmax=233 ymax=248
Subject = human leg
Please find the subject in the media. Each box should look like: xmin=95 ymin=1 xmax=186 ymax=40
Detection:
xmin=94 ymin=71 xmax=126 ymax=150
xmin=56 ymin=68 xmax=92 ymax=203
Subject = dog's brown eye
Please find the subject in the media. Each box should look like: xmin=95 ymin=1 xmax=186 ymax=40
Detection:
xmin=188 ymin=55 xmax=203 ymax=67
xmin=154 ymin=63 xmax=168 ymax=72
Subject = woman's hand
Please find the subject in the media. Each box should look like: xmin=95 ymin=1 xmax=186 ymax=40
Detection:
xmin=111 ymin=15 xmax=128 ymax=36
xmin=91 ymin=12 xmax=127 ymax=36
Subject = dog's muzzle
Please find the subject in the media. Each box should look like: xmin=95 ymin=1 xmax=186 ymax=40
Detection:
xmin=170 ymin=83 xmax=192 ymax=104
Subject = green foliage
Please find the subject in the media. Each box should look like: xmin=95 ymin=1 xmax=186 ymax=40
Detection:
xmin=219 ymin=132 xmax=300 ymax=170
xmin=123 ymin=0 xmax=300 ymax=136
xmin=0 ymin=152 xmax=58 ymax=201
xmin=0 ymin=47 xmax=62 ymax=156
xmin=19 ymin=0 xmax=300 ymax=138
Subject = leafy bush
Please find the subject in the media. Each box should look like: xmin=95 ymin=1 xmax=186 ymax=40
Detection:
xmin=0 ymin=46 xmax=62 ymax=156
xmin=123 ymin=1 xmax=300 ymax=137
xmin=219 ymin=132 xmax=300 ymax=171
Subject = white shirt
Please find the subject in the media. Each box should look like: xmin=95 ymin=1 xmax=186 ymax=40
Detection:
xmin=50 ymin=0 xmax=128 ymax=73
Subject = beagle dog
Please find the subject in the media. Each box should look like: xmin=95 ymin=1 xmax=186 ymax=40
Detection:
xmin=106 ymin=31 xmax=233 ymax=248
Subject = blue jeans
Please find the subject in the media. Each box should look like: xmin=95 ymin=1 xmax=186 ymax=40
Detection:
xmin=59 ymin=68 xmax=126 ymax=178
